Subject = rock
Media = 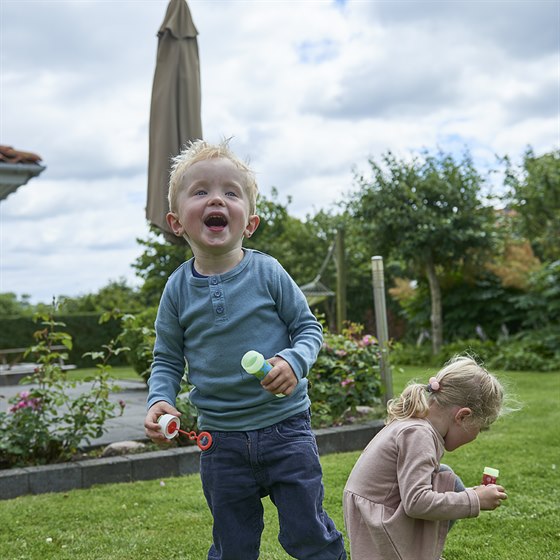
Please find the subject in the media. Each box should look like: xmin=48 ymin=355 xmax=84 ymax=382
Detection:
xmin=355 ymin=406 xmax=376 ymax=416
xmin=101 ymin=441 xmax=147 ymax=457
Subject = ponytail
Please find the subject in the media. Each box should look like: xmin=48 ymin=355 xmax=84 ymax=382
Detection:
xmin=387 ymin=383 xmax=430 ymax=422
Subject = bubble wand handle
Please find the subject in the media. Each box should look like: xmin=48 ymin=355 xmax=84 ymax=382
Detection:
xmin=241 ymin=350 xmax=285 ymax=397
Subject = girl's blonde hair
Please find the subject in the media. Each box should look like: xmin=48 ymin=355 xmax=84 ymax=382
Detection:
xmin=387 ymin=355 xmax=505 ymax=428
xmin=168 ymin=138 xmax=259 ymax=215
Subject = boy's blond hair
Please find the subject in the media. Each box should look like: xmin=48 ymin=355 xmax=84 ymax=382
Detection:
xmin=168 ymin=139 xmax=259 ymax=215
xmin=386 ymin=355 xmax=506 ymax=429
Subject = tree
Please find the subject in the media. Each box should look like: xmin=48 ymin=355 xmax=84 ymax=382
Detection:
xmin=133 ymin=226 xmax=192 ymax=306
xmin=348 ymin=149 xmax=496 ymax=354
xmin=0 ymin=293 xmax=34 ymax=317
xmin=245 ymin=188 xmax=328 ymax=286
xmin=59 ymin=279 xmax=144 ymax=313
xmin=504 ymin=149 xmax=560 ymax=262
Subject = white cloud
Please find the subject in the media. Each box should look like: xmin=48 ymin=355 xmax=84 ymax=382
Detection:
xmin=0 ymin=0 xmax=558 ymax=303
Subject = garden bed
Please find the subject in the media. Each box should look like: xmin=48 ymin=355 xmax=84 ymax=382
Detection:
xmin=0 ymin=420 xmax=384 ymax=500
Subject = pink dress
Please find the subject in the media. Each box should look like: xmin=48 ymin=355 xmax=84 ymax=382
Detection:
xmin=343 ymin=418 xmax=480 ymax=560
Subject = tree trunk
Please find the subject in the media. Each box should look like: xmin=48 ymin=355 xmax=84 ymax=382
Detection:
xmin=425 ymin=256 xmax=443 ymax=355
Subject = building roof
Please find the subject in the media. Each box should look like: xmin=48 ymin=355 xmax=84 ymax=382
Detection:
xmin=0 ymin=145 xmax=43 ymax=165
xmin=0 ymin=145 xmax=46 ymax=202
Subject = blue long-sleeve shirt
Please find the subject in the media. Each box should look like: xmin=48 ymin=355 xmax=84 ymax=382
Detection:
xmin=147 ymin=249 xmax=323 ymax=431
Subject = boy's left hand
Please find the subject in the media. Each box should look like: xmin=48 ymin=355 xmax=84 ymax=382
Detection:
xmin=261 ymin=356 xmax=298 ymax=396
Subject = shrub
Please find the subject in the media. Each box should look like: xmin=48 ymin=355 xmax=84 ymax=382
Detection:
xmin=487 ymin=327 xmax=560 ymax=372
xmin=0 ymin=310 xmax=125 ymax=468
xmin=389 ymin=341 xmax=433 ymax=366
xmin=309 ymin=323 xmax=384 ymax=428
xmin=174 ymin=387 xmax=201 ymax=445
xmin=390 ymin=332 xmax=560 ymax=372
xmin=119 ymin=309 xmax=157 ymax=383
xmin=391 ymin=339 xmax=496 ymax=368
xmin=438 ymin=338 xmax=497 ymax=364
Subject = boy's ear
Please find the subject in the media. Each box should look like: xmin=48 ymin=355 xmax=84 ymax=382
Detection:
xmin=166 ymin=212 xmax=185 ymax=237
xmin=244 ymin=214 xmax=260 ymax=238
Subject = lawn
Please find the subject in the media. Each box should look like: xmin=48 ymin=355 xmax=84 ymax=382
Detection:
xmin=67 ymin=366 xmax=143 ymax=383
xmin=0 ymin=366 xmax=558 ymax=559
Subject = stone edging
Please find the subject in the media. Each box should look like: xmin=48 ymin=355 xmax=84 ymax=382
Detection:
xmin=0 ymin=420 xmax=385 ymax=501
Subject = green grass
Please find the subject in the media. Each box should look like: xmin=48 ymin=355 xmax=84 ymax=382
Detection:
xmin=1 ymin=366 xmax=558 ymax=559
xmin=67 ymin=365 xmax=143 ymax=383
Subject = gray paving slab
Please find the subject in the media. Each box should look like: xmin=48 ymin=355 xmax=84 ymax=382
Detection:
xmin=0 ymin=379 xmax=150 ymax=448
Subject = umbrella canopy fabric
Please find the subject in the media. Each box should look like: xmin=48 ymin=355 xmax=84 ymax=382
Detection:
xmin=146 ymin=0 xmax=202 ymax=244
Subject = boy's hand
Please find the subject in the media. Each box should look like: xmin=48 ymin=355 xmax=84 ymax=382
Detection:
xmin=474 ymin=484 xmax=508 ymax=510
xmin=261 ymin=356 xmax=298 ymax=396
xmin=144 ymin=401 xmax=181 ymax=443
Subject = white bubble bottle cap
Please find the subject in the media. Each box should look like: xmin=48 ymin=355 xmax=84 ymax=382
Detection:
xmin=158 ymin=414 xmax=180 ymax=439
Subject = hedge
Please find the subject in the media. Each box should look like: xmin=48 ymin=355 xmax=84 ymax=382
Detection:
xmin=0 ymin=313 xmax=127 ymax=368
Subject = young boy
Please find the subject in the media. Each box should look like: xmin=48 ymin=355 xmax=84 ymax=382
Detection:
xmin=144 ymin=140 xmax=347 ymax=560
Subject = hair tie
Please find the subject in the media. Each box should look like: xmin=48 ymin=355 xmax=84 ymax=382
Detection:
xmin=426 ymin=377 xmax=440 ymax=393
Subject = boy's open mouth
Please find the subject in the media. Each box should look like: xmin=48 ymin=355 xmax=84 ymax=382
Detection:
xmin=204 ymin=214 xmax=228 ymax=230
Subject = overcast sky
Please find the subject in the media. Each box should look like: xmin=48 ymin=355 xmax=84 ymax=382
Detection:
xmin=1 ymin=0 xmax=558 ymax=304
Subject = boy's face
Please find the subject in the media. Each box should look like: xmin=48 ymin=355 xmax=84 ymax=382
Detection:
xmin=166 ymin=157 xmax=259 ymax=255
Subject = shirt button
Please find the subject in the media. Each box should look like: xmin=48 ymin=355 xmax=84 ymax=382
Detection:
xmin=214 ymin=291 xmax=222 ymax=298
xmin=210 ymin=278 xmax=218 ymax=285
xmin=216 ymin=306 xmax=224 ymax=314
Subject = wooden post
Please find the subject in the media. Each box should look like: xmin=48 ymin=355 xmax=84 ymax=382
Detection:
xmin=371 ymin=256 xmax=393 ymax=403
xmin=335 ymin=228 xmax=347 ymax=333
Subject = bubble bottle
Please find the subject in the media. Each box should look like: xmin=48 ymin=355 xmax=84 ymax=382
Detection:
xmin=482 ymin=466 xmax=499 ymax=485
xmin=241 ymin=350 xmax=285 ymax=397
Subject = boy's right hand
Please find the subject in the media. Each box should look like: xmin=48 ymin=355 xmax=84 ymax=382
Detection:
xmin=144 ymin=401 xmax=181 ymax=444
xmin=261 ymin=356 xmax=299 ymax=396
xmin=474 ymin=484 xmax=508 ymax=510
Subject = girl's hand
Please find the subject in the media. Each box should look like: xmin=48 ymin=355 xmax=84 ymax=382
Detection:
xmin=144 ymin=401 xmax=181 ymax=443
xmin=474 ymin=484 xmax=508 ymax=510
xmin=261 ymin=356 xmax=298 ymax=396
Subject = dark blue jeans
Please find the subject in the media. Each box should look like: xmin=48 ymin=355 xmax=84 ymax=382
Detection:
xmin=200 ymin=410 xmax=347 ymax=560
xmin=439 ymin=463 xmax=466 ymax=530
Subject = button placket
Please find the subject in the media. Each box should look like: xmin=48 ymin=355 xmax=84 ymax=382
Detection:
xmin=209 ymin=276 xmax=226 ymax=319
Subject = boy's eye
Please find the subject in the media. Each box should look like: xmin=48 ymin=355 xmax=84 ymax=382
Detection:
xmin=194 ymin=190 xmax=207 ymax=196
xmin=225 ymin=191 xmax=239 ymax=197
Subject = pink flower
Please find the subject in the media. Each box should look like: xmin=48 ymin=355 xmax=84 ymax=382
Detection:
xmin=360 ymin=334 xmax=376 ymax=347
xmin=336 ymin=349 xmax=347 ymax=357
xmin=341 ymin=379 xmax=354 ymax=387
xmin=9 ymin=392 xmax=42 ymax=413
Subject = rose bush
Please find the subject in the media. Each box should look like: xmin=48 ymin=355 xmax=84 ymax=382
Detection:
xmin=0 ymin=310 xmax=125 ymax=468
xmin=308 ymin=323 xmax=384 ymax=428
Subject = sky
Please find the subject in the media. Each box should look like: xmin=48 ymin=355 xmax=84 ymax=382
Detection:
xmin=1 ymin=0 xmax=558 ymax=304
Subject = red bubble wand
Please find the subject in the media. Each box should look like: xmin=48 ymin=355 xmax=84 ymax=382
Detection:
xmin=158 ymin=414 xmax=212 ymax=451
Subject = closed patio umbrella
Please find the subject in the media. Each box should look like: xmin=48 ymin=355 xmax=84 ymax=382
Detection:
xmin=146 ymin=0 xmax=202 ymax=244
